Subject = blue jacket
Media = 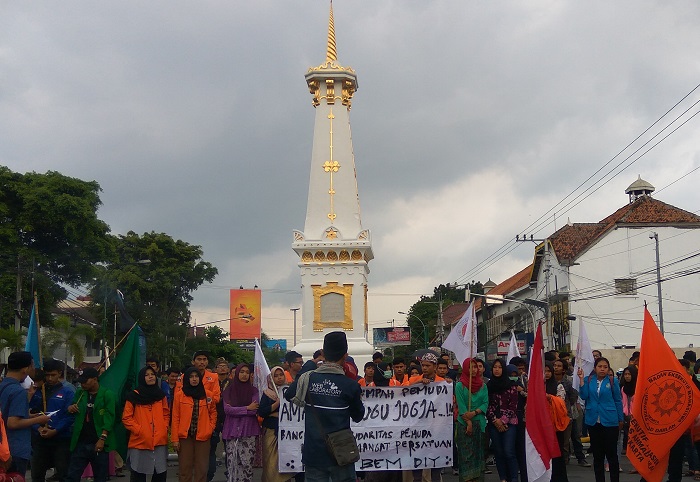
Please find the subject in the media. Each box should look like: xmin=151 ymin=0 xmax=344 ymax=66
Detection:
xmin=579 ymin=374 xmax=624 ymax=427
xmin=285 ymin=370 xmax=364 ymax=468
xmin=29 ymin=382 xmax=75 ymax=439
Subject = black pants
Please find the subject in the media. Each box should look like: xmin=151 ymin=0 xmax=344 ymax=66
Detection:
xmin=588 ymin=423 xmax=619 ymax=482
xmin=32 ymin=436 xmax=71 ymax=482
xmin=130 ymin=469 xmax=167 ymax=482
xmin=207 ymin=431 xmax=220 ymax=482
xmin=551 ymin=429 xmax=569 ymax=482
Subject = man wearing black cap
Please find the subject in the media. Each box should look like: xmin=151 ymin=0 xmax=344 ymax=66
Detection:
xmin=0 ymin=351 xmax=51 ymax=477
xmin=65 ymin=367 xmax=116 ymax=482
xmin=285 ymin=331 xmax=365 ymax=482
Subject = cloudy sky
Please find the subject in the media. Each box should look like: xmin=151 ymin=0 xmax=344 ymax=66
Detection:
xmin=3 ymin=1 xmax=700 ymax=347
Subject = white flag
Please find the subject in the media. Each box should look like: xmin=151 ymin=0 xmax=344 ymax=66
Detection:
xmin=253 ymin=338 xmax=271 ymax=396
xmin=507 ymin=330 xmax=520 ymax=364
xmin=573 ymin=318 xmax=595 ymax=387
xmin=442 ymin=303 xmax=478 ymax=363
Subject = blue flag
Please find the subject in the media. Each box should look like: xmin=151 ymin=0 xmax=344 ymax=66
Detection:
xmin=25 ymin=304 xmax=42 ymax=368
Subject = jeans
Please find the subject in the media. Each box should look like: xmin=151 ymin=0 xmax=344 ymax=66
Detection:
xmin=304 ymin=465 xmax=356 ymax=482
xmin=570 ymin=416 xmax=586 ymax=461
xmin=65 ymin=442 xmax=109 ymax=482
xmin=587 ymin=424 xmax=619 ymax=482
xmin=207 ymin=431 xmax=220 ymax=482
xmin=31 ymin=436 xmax=71 ymax=482
xmin=489 ymin=424 xmax=519 ymax=482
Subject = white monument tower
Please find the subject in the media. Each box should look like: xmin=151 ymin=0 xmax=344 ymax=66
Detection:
xmin=292 ymin=3 xmax=374 ymax=363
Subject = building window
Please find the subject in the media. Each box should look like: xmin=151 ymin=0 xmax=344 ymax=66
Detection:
xmin=615 ymin=278 xmax=637 ymax=295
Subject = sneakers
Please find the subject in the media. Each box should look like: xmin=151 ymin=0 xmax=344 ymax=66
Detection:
xmin=578 ymin=459 xmax=592 ymax=467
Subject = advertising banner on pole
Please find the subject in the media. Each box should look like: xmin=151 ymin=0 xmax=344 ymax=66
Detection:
xmin=373 ymin=327 xmax=412 ymax=346
xmin=278 ymin=382 xmax=454 ymax=472
xmin=229 ymin=289 xmax=261 ymax=343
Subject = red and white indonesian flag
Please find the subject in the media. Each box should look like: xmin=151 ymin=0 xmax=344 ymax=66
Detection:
xmin=525 ymin=323 xmax=560 ymax=482
xmin=442 ymin=303 xmax=477 ymax=363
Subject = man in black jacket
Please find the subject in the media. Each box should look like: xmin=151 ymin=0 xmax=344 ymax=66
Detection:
xmin=285 ymin=332 xmax=365 ymax=482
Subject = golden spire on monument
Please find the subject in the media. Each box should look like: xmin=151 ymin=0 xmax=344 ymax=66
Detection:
xmin=326 ymin=1 xmax=337 ymax=62
xmin=305 ymin=1 xmax=357 ymax=108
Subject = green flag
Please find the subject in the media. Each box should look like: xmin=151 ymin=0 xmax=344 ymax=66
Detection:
xmin=100 ymin=325 xmax=145 ymax=458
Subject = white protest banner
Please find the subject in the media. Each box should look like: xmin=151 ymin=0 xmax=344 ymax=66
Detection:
xmin=278 ymin=382 xmax=454 ymax=472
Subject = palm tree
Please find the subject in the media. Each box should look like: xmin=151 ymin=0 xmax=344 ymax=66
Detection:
xmin=0 ymin=328 xmax=26 ymax=362
xmin=0 ymin=328 xmax=26 ymax=351
xmin=43 ymin=316 xmax=95 ymax=377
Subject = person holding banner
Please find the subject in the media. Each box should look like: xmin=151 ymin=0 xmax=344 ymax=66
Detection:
xmin=284 ymin=331 xmax=365 ymax=482
xmin=258 ymin=366 xmax=291 ymax=482
xmin=455 ymin=358 xmax=488 ymax=482
xmin=577 ymin=357 xmax=624 ymax=482
xmin=222 ymin=364 xmax=260 ymax=482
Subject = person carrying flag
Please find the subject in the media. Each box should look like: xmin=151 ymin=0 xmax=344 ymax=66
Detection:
xmin=65 ymin=368 xmax=117 ymax=482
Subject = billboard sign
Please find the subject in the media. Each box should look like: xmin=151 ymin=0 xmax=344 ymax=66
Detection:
xmin=264 ymin=339 xmax=288 ymax=351
xmin=373 ymin=327 xmax=412 ymax=346
xmin=496 ymin=339 xmax=526 ymax=356
xmin=230 ymin=289 xmax=261 ymax=344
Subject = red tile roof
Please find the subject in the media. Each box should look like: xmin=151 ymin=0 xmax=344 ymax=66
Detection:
xmin=469 ymin=264 xmax=533 ymax=315
xmin=549 ymin=196 xmax=700 ymax=263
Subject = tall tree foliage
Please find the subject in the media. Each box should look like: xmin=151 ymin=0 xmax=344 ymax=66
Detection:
xmin=90 ymin=231 xmax=218 ymax=361
xmin=394 ymin=282 xmax=483 ymax=358
xmin=0 ymin=168 xmax=112 ymax=326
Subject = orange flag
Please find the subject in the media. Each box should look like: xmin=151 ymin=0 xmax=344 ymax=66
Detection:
xmin=627 ymin=307 xmax=700 ymax=481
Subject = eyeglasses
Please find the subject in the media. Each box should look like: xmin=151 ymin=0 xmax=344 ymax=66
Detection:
xmin=292 ymin=360 xmax=303 ymax=365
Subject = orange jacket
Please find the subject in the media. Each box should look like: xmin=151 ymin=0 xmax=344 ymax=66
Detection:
xmin=408 ymin=374 xmax=445 ymax=385
xmin=176 ymin=370 xmax=221 ymax=404
xmin=122 ymin=396 xmax=170 ymax=450
xmin=171 ymin=388 xmax=217 ymax=443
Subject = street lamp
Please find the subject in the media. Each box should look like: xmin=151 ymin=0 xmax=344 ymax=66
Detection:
xmin=398 ymin=312 xmax=428 ymax=349
xmin=102 ymin=259 xmax=151 ymax=361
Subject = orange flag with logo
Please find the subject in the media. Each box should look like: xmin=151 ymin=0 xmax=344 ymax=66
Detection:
xmin=627 ymin=307 xmax=700 ymax=482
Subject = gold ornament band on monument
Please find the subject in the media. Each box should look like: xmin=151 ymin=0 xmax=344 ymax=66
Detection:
xmin=323 ymin=109 xmax=340 ymax=222
xmin=312 ymin=282 xmax=353 ymax=331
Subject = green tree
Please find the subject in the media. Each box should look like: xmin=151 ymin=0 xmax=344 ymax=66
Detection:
xmin=394 ymin=282 xmax=483 ymax=358
xmin=43 ymin=316 xmax=95 ymax=377
xmin=0 ymin=168 xmax=112 ymax=326
xmin=0 ymin=328 xmax=25 ymax=352
xmin=89 ymin=231 xmax=218 ymax=363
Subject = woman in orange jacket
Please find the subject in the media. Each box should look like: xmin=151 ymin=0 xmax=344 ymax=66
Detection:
xmin=171 ymin=367 xmax=217 ymax=482
xmin=122 ymin=367 xmax=170 ymax=482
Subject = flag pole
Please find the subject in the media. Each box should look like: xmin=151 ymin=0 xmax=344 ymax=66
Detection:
xmin=468 ymin=319 xmax=474 ymax=412
xmin=98 ymin=322 xmax=139 ymax=370
xmin=34 ymin=292 xmax=47 ymax=413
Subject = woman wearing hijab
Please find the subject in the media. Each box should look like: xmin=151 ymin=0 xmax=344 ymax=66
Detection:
xmin=257 ymin=366 xmax=292 ymax=482
xmin=455 ymin=358 xmax=488 ymax=482
xmin=222 ymin=364 xmax=260 ymax=482
xmin=122 ymin=367 xmax=170 ymax=482
xmin=486 ymin=359 xmax=519 ymax=482
xmin=619 ymin=366 xmax=637 ymax=456
xmin=171 ymin=367 xmax=217 ymax=482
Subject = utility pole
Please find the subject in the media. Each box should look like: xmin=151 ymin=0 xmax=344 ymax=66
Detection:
xmin=14 ymin=257 xmax=22 ymax=331
xmin=290 ymin=308 xmax=300 ymax=346
xmin=515 ymin=234 xmax=550 ymax=347
xmin=651 ymin=232 xmax=664 ymax=334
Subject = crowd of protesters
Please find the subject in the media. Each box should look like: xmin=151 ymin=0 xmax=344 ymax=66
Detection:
xmin=0 ymin=343 xmax=698 ymax=482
